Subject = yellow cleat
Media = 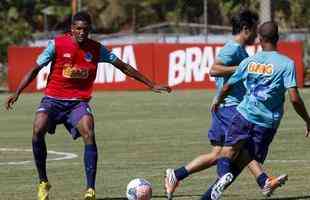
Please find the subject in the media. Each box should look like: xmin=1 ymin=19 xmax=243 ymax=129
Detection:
xmin=37 ymin=181 xmax=51 ymax=200
xmin=84 ymin=188 xmax=96 ymax=200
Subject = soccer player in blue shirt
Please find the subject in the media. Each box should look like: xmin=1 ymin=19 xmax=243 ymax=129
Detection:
xmin=209 ymin=21 xmax=310 ymax=200
xmin=165 ymin=10 xmax=286 ymax=200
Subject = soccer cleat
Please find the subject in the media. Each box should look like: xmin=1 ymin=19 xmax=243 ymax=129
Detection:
xmin=165 ymin=169 xmax=179 ymax=200
xmin=262 ymin=174 xmax=288 ymax=197
xmin=211 ymin=173 xmax=234 ymax=200
xmin=37 ymin=181 xmax=51 ymax=200
xmin=84 ymin=188 xmax=96 ymax=200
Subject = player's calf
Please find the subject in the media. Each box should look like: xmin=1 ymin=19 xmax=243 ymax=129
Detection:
xmin=211 ymin=173 xmax=234 ymax=200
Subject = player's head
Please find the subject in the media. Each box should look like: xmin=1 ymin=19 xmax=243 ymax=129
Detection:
xmin=231 ymin=9 xmax=259 ymax=45
xmin=71 ymin=11 xmax=92 ymax=44
xmin=258 ymin=21 xmax=279 ymax=45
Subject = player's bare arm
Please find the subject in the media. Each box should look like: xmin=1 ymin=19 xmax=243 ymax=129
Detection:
xmin=5 ymin=64 xmax=43 ymax=110
xmin=112 ymin=58 xmax=171 ymax=93
xmin=288 ymin=87 xmax=310 ymax=137
xmin=211 ymin=83 xmax=231 ymax=112
xmin=209 ymin=60 xmax=237 ymax=77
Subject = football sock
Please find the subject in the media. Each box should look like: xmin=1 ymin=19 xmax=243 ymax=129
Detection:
xmin=256 ymin=172 xmax=268 ymax=189
xmin=174 ymin=166 xmax=189 ymax=181
xmin=217 ymin=157 xmax=232 ymax=177
xmin=84 ymin=144 xmax=98 ymax=189
xmin=200 ymin=181 xmax=216 ymax=200
xmin=32 ymin=136 xmax=48 ymax=182
xmin=224 ymin=162 xmax=242 ymax=188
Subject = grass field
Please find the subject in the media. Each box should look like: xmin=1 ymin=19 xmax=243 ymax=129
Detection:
xmin=1 ymin=90 xmax=310 ymax=200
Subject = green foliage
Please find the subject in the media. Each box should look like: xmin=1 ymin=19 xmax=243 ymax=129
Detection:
xmin=0 ymin=0 xmax=71 ymax=63
xmin=1 ymin=0 xmax=310 ymax=63
xmin=0 ymin=3 xmax=32 ymax=63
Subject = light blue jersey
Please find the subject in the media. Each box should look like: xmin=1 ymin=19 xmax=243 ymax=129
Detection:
xmin=227 ymin=51 xmax=297 ymax=128
xmin=215 ymin=40 xmax=248 ymax=106
xmin=36 ymin=40 xmax=117 ymax=66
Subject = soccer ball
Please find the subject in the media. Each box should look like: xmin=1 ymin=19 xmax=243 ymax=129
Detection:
xmin=126 ymin=178 xmax=152 ymax=200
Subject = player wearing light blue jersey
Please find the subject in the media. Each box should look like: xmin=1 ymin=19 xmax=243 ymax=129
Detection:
xmin=165 ymin=10 xmax=283 ymax=200
xmin=209 ymin=21 xmax=310 ymax=200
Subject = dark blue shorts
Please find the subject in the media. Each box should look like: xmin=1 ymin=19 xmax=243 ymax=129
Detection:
xmin=225 ymin=111 xmax=277 ymax=163
xmin=36 ymin=96 xmax=93 ymax=139
xmin=208 ymin=106 xmax=238 ymax=146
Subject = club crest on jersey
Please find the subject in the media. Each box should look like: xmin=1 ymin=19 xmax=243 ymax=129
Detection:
xmin=85 ymin=52 xmax=93 ymax=62
xmin=63 ymin=53 xmax=72 ymax=58
xmin=248 ymin=62 xmax=273 ymax=75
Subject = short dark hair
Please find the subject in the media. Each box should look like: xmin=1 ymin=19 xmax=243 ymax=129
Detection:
xmin=258 ymin=21 xmax=279 ymax=44
xmin=72 ymin=11 xmax=92 ymax=25
xmin=231 ymin=9 xmax=259 ymax=35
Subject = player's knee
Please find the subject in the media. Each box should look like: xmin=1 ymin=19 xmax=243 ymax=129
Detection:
xmin=32 ymin=129 xmax=45 ymax=142
xmin=210 ymin=151 xmax=221 ymax=162
xmin=32 ymin=123 xmax=46 ymax=138
xmin=220 ymin=147 xmax=235 ymax=158
xmin=81 ymin=130 xmax=95 ymax=144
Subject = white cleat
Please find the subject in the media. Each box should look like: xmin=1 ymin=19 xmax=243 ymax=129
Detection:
xmin=262 ymin=174 xmax=288 ymax=197
xmin=211 ymin=173 xmax=234 ymax=200
xmin=165 ymin=169 xmax=179 ymax=200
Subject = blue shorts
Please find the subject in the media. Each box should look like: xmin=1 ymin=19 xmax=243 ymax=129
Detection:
xmin=225 ymin=111 xmax=277 ymax=163
xmin=36 ymin=96 xmax=93 ymax=139
xmin=208 ymin=106 xmax=238 ymax=146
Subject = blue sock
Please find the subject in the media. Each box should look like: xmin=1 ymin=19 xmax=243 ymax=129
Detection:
xmin=32 ymin=137 xmax=48 ymax=182
xmin=256 ymin=172 xmax=268 ymax=189
xmin=217 ymin=157 xmax=232 ymax=177
xmin=200 ymin=180 xmax=217 ymax=200
xmin=84 ymin=144 xmax=98 ymax=189
xmin=225 ymin=163 xmax=242 ymax=188
xmin=174 ymin=166 xmax=189 ymax=181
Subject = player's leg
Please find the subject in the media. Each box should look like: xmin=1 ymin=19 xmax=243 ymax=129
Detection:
xmin=165 ymin=106 xmax=226 ymax=199
xmin=200 ymin=148 xmax=249 ymax=200
xmin=165 ymin=146 xmax=222 ymax=199
xmin=32 ymin=111 xmax=51 ymax=200
xmin=33 ymin=112 xmax=49 ymax=182
xmin=185 ymin=145 xmax=222 ymax=174
xmin=75 ymin=109 xmax=97 ymax=200
xmin=247 ymin=126 xmax=287 ymax=196
xmin=210 ymin=111 xmax=254 ymax=200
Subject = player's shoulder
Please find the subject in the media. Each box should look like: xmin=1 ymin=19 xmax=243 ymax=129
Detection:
xmin=87 ymin=38 xmax=102 ymax=48
xmin=54 ymin=33 xmax=71 ymax=40
xmin=276 ymin=52 xmax=294 ymax=64
xmin=219 ymin=41 xmax=242 ymax=56
xmin=223 ymin=40 xmax=241 ymax=50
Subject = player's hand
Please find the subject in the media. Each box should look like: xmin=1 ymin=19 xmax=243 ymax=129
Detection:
xmin=150 ymin=85 xmax=172 ymax=93
xmin=211 ymin=99 xmax=220 ymax=112
xmin=305 ymin=121 xmax=310 ymax=137
xmin=5 ymin=93 xmax=19 ymax=110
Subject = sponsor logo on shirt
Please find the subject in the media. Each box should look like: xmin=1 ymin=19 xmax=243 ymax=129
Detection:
xmin=85 ymin=52 xmax=93 ymax=62
xmin=247 ymin=62 xmax=273 ymax=75
xmin=62 ymin=63 xmax=89 ymax=79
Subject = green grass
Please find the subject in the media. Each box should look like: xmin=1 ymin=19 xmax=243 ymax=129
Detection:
xmin=0 ymin=90 xmax=310 ymax=200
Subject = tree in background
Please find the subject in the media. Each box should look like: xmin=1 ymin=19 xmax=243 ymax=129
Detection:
xmin=1 ymin=0 xmax=310 ymax=63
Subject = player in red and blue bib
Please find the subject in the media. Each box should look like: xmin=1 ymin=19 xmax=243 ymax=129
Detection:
xmin=5 ymin=11 xmax=171 ymax=200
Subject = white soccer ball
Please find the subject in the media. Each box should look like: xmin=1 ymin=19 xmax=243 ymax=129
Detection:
xmin=126 ymin=178 xmax=152 ymax=200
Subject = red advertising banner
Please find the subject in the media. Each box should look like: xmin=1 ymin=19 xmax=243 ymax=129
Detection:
xmin=8 ymin=42 xmax=304 ymax=92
